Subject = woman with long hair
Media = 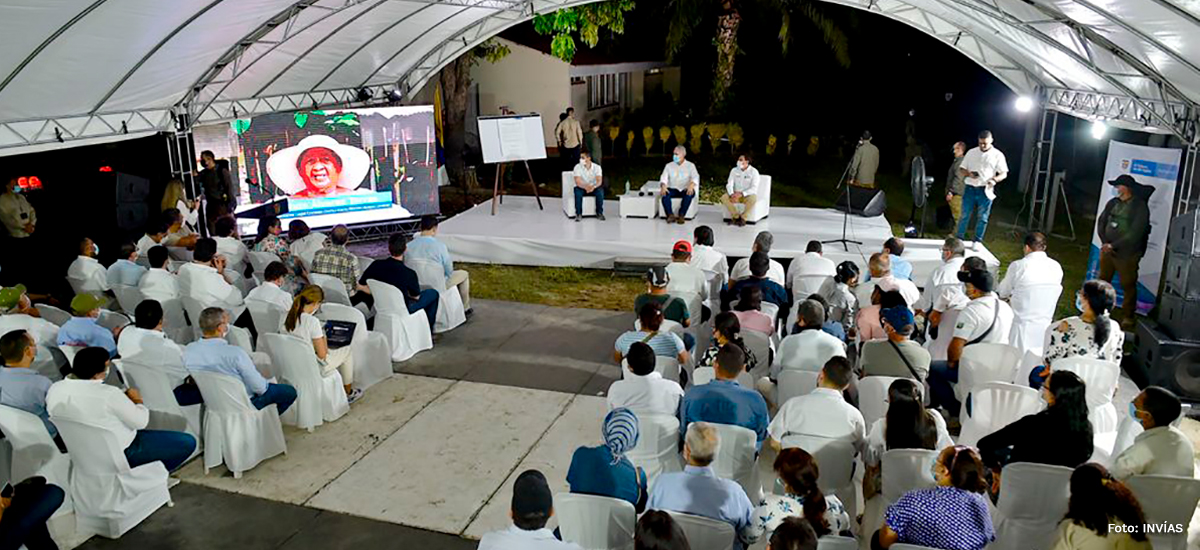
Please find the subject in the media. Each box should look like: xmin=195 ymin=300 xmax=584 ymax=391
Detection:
xmin=287 ymin=219 xmax=329 ymax=268
xmin=697 ymin=311 xmax=758 ymax=372
xmin=1052 ymin=463 xmax=1150 ymax=550
xmin=747 ymin=447 xmax=851 ymax=543
xmin=635 ymin=510 xmax=691 ymax=550
xmin=732 ymin=285 xmax=774 ymax=336
xmin=978 ymin=370 xmax=1093 ymax=472
xmin=162 ymin=179 xmax=199 ymax=230
xmin=874 ymin=445 xmax=995 ymax=550
xmin=863 ymin=379 xmax=954 ymax=497
xmin=1031 ymin=280 xmax=1124 ymax=388
xmin=252 ymin=216 xmax=306 ymax=289
xmin=284 ymin=285 xmax=361 ymax=403
xmin=822 ymin=260 xmax=860 ymax=336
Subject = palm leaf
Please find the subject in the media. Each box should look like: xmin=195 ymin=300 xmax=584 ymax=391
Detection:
xmin=794 ymin=2 xmax=851 ymax=68
xmin=665 ymin=0 xmax=707 ymax=62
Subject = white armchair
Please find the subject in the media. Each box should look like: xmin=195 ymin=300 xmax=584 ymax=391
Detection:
xmin=561 ymin=172 xmax=602 ymax=218
xmin=722 ymin=175 xmax=772 ymax=223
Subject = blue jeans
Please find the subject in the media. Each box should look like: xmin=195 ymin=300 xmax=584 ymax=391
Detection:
xmin=408 ymin=288 xmax=440 ymax=331
xmin=573 ymin=186 xmax=604 ymax=215
xmin=124 ymin=429 xmax=197 ymax=473
xmin=251 ymin=383 xmax=298 ymax=415
xmin=956 ymin=185 xmax=993 ymax=241
xmin=0 ymin=478 xmax=63 ymax=550
xmin=660 ymin=188 xmax=694 ymax=218
xmin=928 ymin=360 xmax=961 ymax=415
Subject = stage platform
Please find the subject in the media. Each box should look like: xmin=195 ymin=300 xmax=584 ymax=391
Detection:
xmin=440 ymin=197 xmax=1000 ymax=282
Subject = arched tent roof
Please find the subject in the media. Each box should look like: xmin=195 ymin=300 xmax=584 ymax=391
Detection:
xmin=0 ymin=0 xmax=1197 ymax=156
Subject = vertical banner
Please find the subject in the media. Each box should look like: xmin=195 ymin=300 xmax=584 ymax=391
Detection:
xmin=1086 ymin=140 xmax=1181 ymax=314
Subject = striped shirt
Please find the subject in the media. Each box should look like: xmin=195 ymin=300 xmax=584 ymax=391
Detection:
xmin=615 ymin=330 xmax=685 ymax=359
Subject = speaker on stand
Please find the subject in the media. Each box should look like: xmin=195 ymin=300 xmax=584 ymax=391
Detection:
xmin=834 ymin=186 xmax=887 ymax=217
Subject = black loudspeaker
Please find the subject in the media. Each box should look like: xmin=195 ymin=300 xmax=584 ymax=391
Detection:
xmin=1158 ymin=292 xmax=1200 ymax=343
xmin=1167 ymin=208 xmax=1200 ymax=257
xmin=1163 ymin=252 xmax=1200 ymax=301
xmin=835 ymin=186 xmax=887 ymax=217
xmin=1136 ymin=319 xmax=1200 ymax=399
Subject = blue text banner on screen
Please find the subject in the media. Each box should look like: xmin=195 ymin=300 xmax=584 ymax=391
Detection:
xmin=283 ymin=192 xmax=394 ymax=218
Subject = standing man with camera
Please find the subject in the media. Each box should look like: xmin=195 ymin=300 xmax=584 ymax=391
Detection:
xmin=956 ymin=131 xmax=1008 ymax=242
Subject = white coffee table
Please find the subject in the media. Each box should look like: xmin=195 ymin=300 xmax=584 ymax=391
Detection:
xmin=619 ymin=193 xmax=658 ymax=218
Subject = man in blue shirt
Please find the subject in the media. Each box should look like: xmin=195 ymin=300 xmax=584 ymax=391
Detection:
xmin=679 ymin=344 xmax=769 ymax=449
xmin=883 ymin=237 xmax=913 ymax=281
xmin=359 ymin=233 xmax=439 ymax=332
xmin=0 ymin=329 xmax=57 ymax=439
xmin=106 ymin=242 xmax=147 ymax=288
xmin=724 ymin=251 xmax=789 ymax=314
xmin=57 ymin=293 xmax=119 ymax=357
xmin=183 ymin=307 xmax=296 ymax=413
xmin=405 ymin=216 xmax=471 ymax=312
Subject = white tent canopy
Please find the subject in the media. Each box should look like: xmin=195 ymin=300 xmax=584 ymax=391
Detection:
xmin=0 ymin=0 xmax=1197 ymax=156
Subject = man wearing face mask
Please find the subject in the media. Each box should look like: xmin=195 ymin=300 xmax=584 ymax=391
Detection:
xmin=1112 ymin=386 xmax=1194 ymax=479
xmin=183 ymin=307 xmax=297 ymax=414
xmin=0 ymin=177 xmax=35 ymax=239
xmin=196 ymin=150 xmax=238 ymax=234
xmin=57 ymin=294 xmax=121 ymax=358
xmin=1096 ymin=174 xmax=1153 ymax=330
xmin=926 ymin=268 xmax=1013 ymax=417
xmin=66 ymin=237 xmax=110 ymax=296
xmin=659 ymin=146 xmax=700 ymax=224
xmin=721 ymin=154 xmax=759 ymax=227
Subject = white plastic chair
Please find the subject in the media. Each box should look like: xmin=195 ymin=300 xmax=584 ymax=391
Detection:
xmin=992 ymin=462 xmax=1073 ymax=550
xmin=110 ymin=284 xmax=143 ymax=315
xmin=881 ymin=449 xmax=938 ymax=507
xmin=623 ymin=357 xmax=680 ymax=385
xmin=191 ymin=371 xmax=287 ymax=478
xmin=247 ymin=251 xmax=279 ymax=277
xmin=120 ymin=361 xmax=202 ymax=453
xmin=180 ymin=295 xmax=206 ymax=340
xmin=1052 ymin=357 xmax=1120 ymax=437
xmin=1008 ymin=284 xmax=1061 ymax=357
xmin=406 ymin=258 xmax=467 ymax=333
xmin=555 ymin=493 xmax=636 ymax=550
xmin=52 ymin=417 xmax=171 ymax=539
xmin=710 ymin=423 xmax=761 ymax=502
xmin=958 ymin=382 xmax=1042 ymax=447
xmin=160 ymin=297 xmax=193 ymax=345
xmin=561 ymin=172 xmax=600 ymax=218
xmin=59 ymin=345 xmax=85 ymax=369
xmin=35 ymin=304 xmax=71 ymax=327
xmin=688 ymin=366 xmax=753 ymax=389
xmin=309 ymin=273 xmax=353 ymax=307
xmin=1125 ymin=475 xmax=1200 ymax=550
xmin=779 ymin=434 xmax=856 ymax=501
xmin=318 ymin=302 xmax=394 ymax=391
xmin=366 ymin=280 xmax=434 ymax=362
xmin=924 ymin=307 xmax=961 ymax=362
xmin=742 ymin=330 xmax=773 ymax=379
xmin=245 ymin=298 xmax=286 ymax=349
xmin=624 ymin=411 xmax=681 ymax=490
xmin=262 ymin=333 xmax=349 ymax=432
xmin=96 ymin=310 xmax=131 ymax=333
xmin=956 ymin=342 xmax=1022 ymax=403
xmin=817 ymin=536 xmax=859 ymax=550
xmin=858 ymin=376 xmax=903 ymax=428
xmin=777 ymin=370 xmax=818 ymax=406
xmin=0 ymin=405 xmax=72 ymax=514
xmin=665 ymin=511 xmax=735 ymax=550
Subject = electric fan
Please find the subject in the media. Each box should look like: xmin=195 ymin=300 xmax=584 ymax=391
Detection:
xmin=904 ymin=156 xmax=935 ymax=238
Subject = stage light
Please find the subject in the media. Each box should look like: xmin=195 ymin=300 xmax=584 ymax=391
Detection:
xmin=1014 ymin=96 xmax=1034 ymax=113
xmin=387 ymin=89 xmax=403 ymax=102
xmin=356 ymin=87 xmax=373 ymax=102
xmin=1091 ymin=120 xmax=1108 ymax=140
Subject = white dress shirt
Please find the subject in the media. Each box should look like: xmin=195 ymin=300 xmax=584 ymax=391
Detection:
xmin=786 ymin=252 xmax=836 ymax=292
xmin=47 ymin=377 xmax=148 ymax=448
xmin=572 ymin=162 xmax=603 ymax=187
xmin=730 ymin=257 xmax=785 ymax=287
xmin=660 ymin=160 xmax=700 ymax=191
xmin=855 ymin=276 xmax=920 ymax=311
xmin=107 ymin=258 xmax=147 ymax=288
xmin=665 ymin=261 xmax=707 ymax=300
xmin=478 ymin=525 xmax=582 ymax=550
xmin=774 ymin=329 xmax=846 ymax=377
xmin=961 ymin=146 xmax=1009 ymax=200
xmin=996 ymin=251 xmax=1063 ymax=299
xmin=177 ymin=262 xmax=244 ymax=316
xmin=135 ymin=234 xmax=162 ymax=257
xmin=215 ymin=236 xmax=249 ymax=271
xmin=67 ymin=255 xmax=110 ymax=293
xmin=953 ymin=294 xmax=1014 ymax=345
xmin=290 ymin=233 xmax=327 ymax=267
xmin=139 ymin=268 xmax=180 ymax=303
xmin=726 ymin=166 xmax=760 ymax=196
xmin=246 ymin=281 xmax=293 ymax=312
xmin=117 ymin=327 xmax=189 ymax=388
xmin=768 ymin=387 xmax=866 ymax=453
xmin=607 ymin=371 xmax=684 ymax=416
xmin=690 ymin=245 xmax=729 ymax=277
xmin=914 ymin=256 xmax=965 ymax=312
xmin=1111 ymin=425 xmax=1195 ymax=480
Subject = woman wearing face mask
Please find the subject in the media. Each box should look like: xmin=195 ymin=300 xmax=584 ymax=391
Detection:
xmin=1029 ymin=280 xmax=1123 ymax=389
xmin=722 ymin=154 xmax=760 ymax=227
xmin=977 ymin=370 xmax=1093 ymax=475
xmin=283 ymin=285 xmax=360 ymax=403
xmin=821 ymin=261 xmax=860 ymax=337
xmin=873 ymin=445 xmax=995 ymax=550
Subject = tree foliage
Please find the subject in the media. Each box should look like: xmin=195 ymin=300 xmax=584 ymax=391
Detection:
xmin=533 ymin=0 xmax=636 ymax=62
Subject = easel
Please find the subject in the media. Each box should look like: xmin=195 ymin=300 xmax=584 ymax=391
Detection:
xmin=491 ymin=160 xmax=543 ymax=215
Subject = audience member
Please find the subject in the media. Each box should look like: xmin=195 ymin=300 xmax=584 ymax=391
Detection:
xmin=212 ymin=216 xmax=249 ymax=272
xmin=0 ymin=330 xmax=56 ymax=438
xmin=786 ymin=241 xmax=836 ymax=297
xmin=855 ymin=254 xmax=919 ymax=310
xmin=803 ymin=293 xmax=846 ymax=342
xmin=634 ymin=510 xmax=692 ymax=550
xmin=1112 ymin=386 xmax=1194 ymax=479
xmin=117 ymin=300 xmax=199 ymax=406
xmin=1052 ymin=463 xmax=1151 ymax=550
xmin=725 ymin=252 xmax=788 ymax=313
xmin=722 ymin=153 xmax=759 ymax=226
xmin=697 ymin=312 xmax=758 ymax=374
xmin=0 ymin=285 xmax=41 ymax=319
xmin=138 ymin=245 xmax=179 ymax=303
xmin=730 ymin=232 xmax=785 ymax=285
xmin=768 ymin=517 xmax=819 ymax=550
xmin=863 ymin=379 xmax=952 ymax=498
xmin=635 ymin=267 xmax=692 ymax=341
xmin=0 ymin=288 xmax=59 ymax=374
xmin=288 ymin=220 xmax=329 ymax=268
xmin=0 ymin=476 xmax=65 ymax=550
xmin=772 ymin=300 xmax=845 ymax=380
xmin=856 ymin=289 xmax=908 ymax=345
xmin=926 ymin=256 xmax=984 ymax=345
xmin=914 ymin=237 xmax=966 ymax=314
xmin=926 ymin=268 xmax=1013 ymax=416
xmin=659 ymin=145 xmax=700 ymax=224
xmin=997 ymin=232 xmax=1063 ymax=300
xmin=245 ymin=261 xmax=294 ymax=312
xmin=615 ymin=303 xmax=688 ymax=366
xmin=0 ymin=176 xmax=37 ymax=240
xmin=252 ymin=216 xmax=304 ymax=291
xmin=874 ymin=445 xmax=994 ymax=550
xmin=747 ymin=448 xmax=851 ymax=542
xmin=106 ymin=242 xmax=147 ymax=288
xmin=820 ymin=261 xmax=859 ymax=336
xmin=859 ymin=306 xmax=931 ymax=380
xmin=566 ymin=408 xmax=648 ymax=512
xmin=647 ymin=422 xmax=754 ymax=545
xmin=177 ymin=237 xmax=245 ymax=318
xmin=311 ymin=225 xmax=370 ymax=306
xmin=767 ymin=357 xmax=865 ymax=454
xmin=978 ymin=370 xmax=1093 ymax=473
xmin=407 ymin=215 xmax=471 ymax=311
xmin=162 ymin=207 xmax=198 ymax=249
xmin=284 ymin=285 xmax=360 ymax=403
xmin=477 ymin=469 xmax=582 ymax=550
xmin=66 ymin=237 xmax=109 ymax=294
xmin=732 ymin=286 xmax=774 ymax=337
xmin=608 ymin=342 xmax=684 ymax=416
xmin=57 ymin=294 xmax=118 ymax=357
xmin=881 ymin=238 xmax=913 ymax=281
xmin=679 ymin=345 xmax=769 ymax=449
xmin=183 ymin=308 xmax=297 ymax=414
xmin=665 ymin=241 xmax=707 ymax=309
xmin=359 ymin=234 xmax=439 ymax=331
xmin=1032 ymin=280 xmax=1122 ymax=389
xmin=48 ymin=347 xmax=197 ymax=473
xmin=689 ymin=225 xmax=729 ymax=277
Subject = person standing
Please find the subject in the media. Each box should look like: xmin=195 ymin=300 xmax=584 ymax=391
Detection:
xmin=721 ymin=154 xmax=759 ymax=226
xmin=1096 ymin=174 xmax=1153 ymax=330
xmin=571 ymin=151 xmax=605 ymax=222
xmin=956 ymin=131 xmax=1009 ymax=242
xmin=848 ymin=131 xmax=879 ymax=188
xmin=196 ymin=150 xmax=238 ymax=234
xmin=660 ymin=146 xmax=700 ymax=224
xmin=584 ymin=119 xmax=603 ymax=164
xmin=0 ymin=177 xmax=35 ymax=240
xmin=557 ymin=108 xmax=584 ymax=169
xmin=945 ymin=142 xmax=967 ymax=228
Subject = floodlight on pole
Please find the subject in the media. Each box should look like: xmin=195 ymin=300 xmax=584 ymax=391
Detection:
xmin=1014 ymin=96 xmax=1034 ymax=113
xmin=1091 ymin=120 xmax=1108 ymax=140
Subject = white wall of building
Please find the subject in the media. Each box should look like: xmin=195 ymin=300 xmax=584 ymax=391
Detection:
xmin=471 ymin=38 xmax=570 ymax=147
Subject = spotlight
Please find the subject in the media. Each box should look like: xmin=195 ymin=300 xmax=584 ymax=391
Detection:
xmin=387 ymin=89 xmax=403 ymax=102
xmin=54 ymin=128 xmax=63 ymax=143
xmin=1014 ymin=96 xmax=1034 ymax=113
xmin=1091 ymin=120 xmax=1108 ymax=140
xmin=356 ymin=87 xmax=373 ymax=102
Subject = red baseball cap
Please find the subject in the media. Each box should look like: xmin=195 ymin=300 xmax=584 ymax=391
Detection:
xmin=673 ymin=240 xmax=692 ymax=254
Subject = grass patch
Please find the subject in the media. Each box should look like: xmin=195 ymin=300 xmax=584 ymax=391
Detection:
xmin=462 ymin=263 xmax=643 ymax=311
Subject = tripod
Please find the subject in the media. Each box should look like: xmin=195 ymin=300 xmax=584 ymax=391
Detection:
xmin=823 ymin=144 xmax=864 ymax=252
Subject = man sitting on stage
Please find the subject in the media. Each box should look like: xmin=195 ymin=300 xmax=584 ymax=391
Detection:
xmin=721 ymin=154 xmax=759 ymax=226
xmin=660 ymin=145 xmax=700 ymax=224
xmin=571 ymin=150 xmax=605 ymax=222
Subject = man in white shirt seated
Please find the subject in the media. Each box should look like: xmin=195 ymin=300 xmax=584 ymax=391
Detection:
xmin=106 ymin=242 xmax=147 ymax=288
xmin=996 ymin=231 xmax=1063 ymax=299
xmin=67 ymin=237 xmax=110 ymax=295
xmin=647 ymin=422 xmax=755 ymax=547
xmin=118 ymin=300 xmax=202 ymax=406
xmin=138 ymin=245 xmax=180 ymax=304
xmin=212 ymin=216 xmax=249 ymax=274
xmin=855 ymin=253 xmax=920 ymax=310
xmin=47 ymin=346 xmax=196 ymax=472
xmin=0 ymin=287 xmax=62 ymax=377
xmin=926 ymin=268 xmax=1013 ymax=417
xmin=767 ymin=356 xmax=866 ymax=456
xmin=721 ymin=153 xmax=759 ymax=227
xmin=245 ymin=261 xmax=293 ymax=312
xmin=665 ymin=240 xmax=707 ymax=321
xmin=177 ymin=237 xmax=245 ymax=319
xmin=759 ymin=300 xmax=846 ymax=410
xmin=477 ymin=469 xmax=581 ymax=550
xmin=786 ymin=240 xmax=836 ymax=298
xmin=136 ymin=222 xmax=168 ymax=258
xmin=730 ymin=231 xmax=785 ymax=286
xmin=659 ymin=145 xmax=701 ymax=224
xmin=1113 ymin=386 xmax=1195 ymax=480
xmin=570 ymin=150 xmax=605 ymax=222
xmin=407 ymin=215 xmax=471 ymax=312
xmin=925 ymin=256 xmax=985 ymax=342
xmin=914 ymin=237 xmax=966 ymax=315
xmin=183 ymin=307 xmax=297 ymax=414
xmin=607 ymin=342 xmax=684 ymax=416
xmin=689 ymin=225 xmax=729 ymax=277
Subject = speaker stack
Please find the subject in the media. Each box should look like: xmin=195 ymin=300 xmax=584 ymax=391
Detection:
xmin=835 ymin=186 xmax=887 ymax=217
xmin=1138 ymin=208 xmax=1200 ymax=399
